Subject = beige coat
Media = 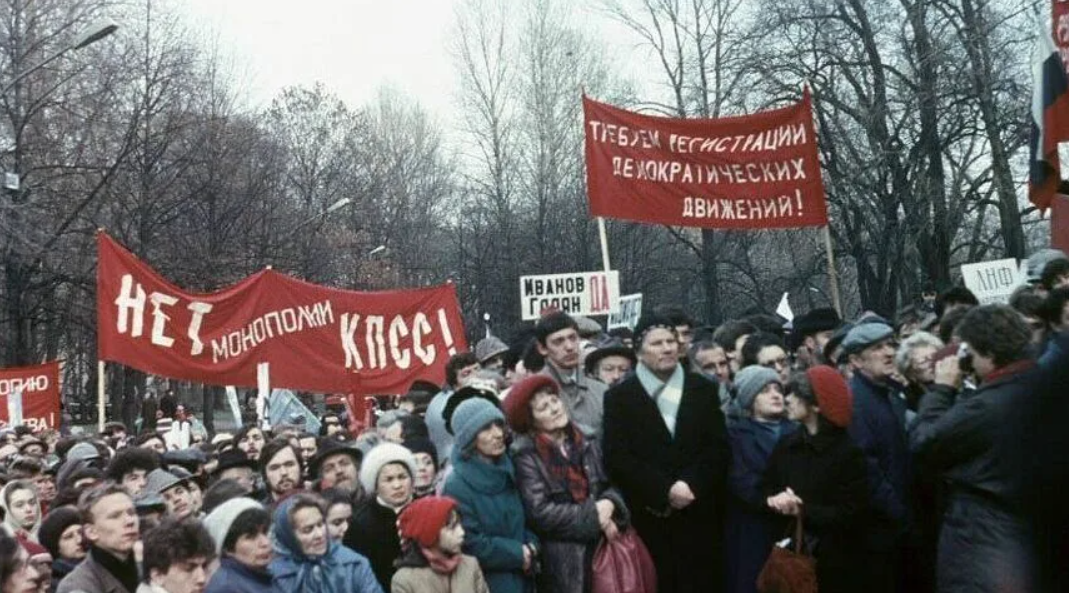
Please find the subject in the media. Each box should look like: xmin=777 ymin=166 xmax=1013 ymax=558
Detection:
xmin=391 ymin=554 xmax=489 ymax=593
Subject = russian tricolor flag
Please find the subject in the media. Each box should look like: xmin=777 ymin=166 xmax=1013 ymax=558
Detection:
xmin=1030 ymin=21 xmax=1069 ymax=212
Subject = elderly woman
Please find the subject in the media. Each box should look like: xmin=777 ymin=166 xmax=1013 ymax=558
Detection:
xmin=763 ymin=367 xmax=868 ymax=592
xmin=504 ymin=375 xmax=629 ymax=593
xmin=442 ymin=397 xmax=539 ymax=593
xmin=0 ymin=480 xmax=42 ymax=545
xmin=270 ymin=493 xmax=382 ymax=593
xmin=894 ymin=331 xmax=944 ymax=411
xmin=724 ymin=366 xmax=797 ymax=593
xmin=203 ymin=498 xmax=274 ymax=593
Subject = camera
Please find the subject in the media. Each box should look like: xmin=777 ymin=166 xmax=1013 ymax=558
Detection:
xmin=957 ymin=343 xmax=974 ymax=375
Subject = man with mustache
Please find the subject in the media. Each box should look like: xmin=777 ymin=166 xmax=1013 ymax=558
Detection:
xmin=56 ymin=484 xmax=141 ymax=593
xmin=258 ymin=439 xmax=303 ymax=506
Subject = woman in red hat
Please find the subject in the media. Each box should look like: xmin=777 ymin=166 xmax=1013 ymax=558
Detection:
xmin=762 ymin=366 xmax=870 ymax=593
xmin=503 ymin=375 xmax=629 ymax=593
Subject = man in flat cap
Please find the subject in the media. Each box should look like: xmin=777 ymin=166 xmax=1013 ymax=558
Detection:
xmin=602 ymin=314 xmax=729 ymax=593
xmin=842 ymin=321 xmax=910 ymax=592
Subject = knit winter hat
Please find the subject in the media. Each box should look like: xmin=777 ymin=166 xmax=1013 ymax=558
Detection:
xmin=398 ymin=496 xmax=457 ymax=548
xmin=806 ymin=365 xmax=853 ymax=428
xmin=734 ymin=366 xmax=781 ymax=411
xmin=37 ymin=506 xmax=82 ymax=558
xmin=358 ymin=443 xmax=417 ymax=495
xmin=451 ymin=397 xmax=506 ymax=455
xmin=203 ymin=497 xmax=264 ymax=554
xmin=502 ymin=375 xmax=559 ymax=434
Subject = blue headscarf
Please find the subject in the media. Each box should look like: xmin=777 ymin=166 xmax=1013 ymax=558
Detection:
xmin=272 ymin=496 xmax=342 ymax=593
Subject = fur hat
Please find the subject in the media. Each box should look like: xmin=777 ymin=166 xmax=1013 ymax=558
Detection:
xmin=37 ymin=506 xmax=82 ymax=559
xmin=358 ymin=443 xmax=417 ymax=495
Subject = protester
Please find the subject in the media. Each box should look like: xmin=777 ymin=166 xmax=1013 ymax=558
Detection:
xmin=789 ymin=307 xmax=842 ymax=369
xmin=763 ymin=367 xmax=868 ymax=592
xmin=296 ymin=433 xmax=318 ymax=466
xmin=105 ymin=447 xmax=160 ymax=497
xmin=319 ymin=413 xmax=344 ymax=437
xmin=320 ymin=489 xmax=352 ymax=542
xmin=713 ymin=320 xmax=758 ymax=375
xmin=203 ymin=498 xmax=273 ymax=593
xmin=1009 ymin=286 xmax=1048 ymax=348
xmin=582 ymin=337 xmax=635 ymax=387
xmin=269 ymin=493 xmax=382 ymax=593
xmin=308 ymin=437 xmax=363 ymax=497
xmin=689 ymin=339 xmax=732 ymax=393
xmin=38 ymin=506 xmax=86 ymax=590
xmin=233 ymin=427 xmax=266 ymax=462
xmin=442 ymin=397 xmax=538 ymax=593
xmin=425 ymin=352 xmax=481 ymax=464
xmin=258 ymin=439 xmax=302 ymax=506
xmin=1 ymin=479 xmax=43 ymax=544
xmin=476 ymin=335 xmax=511 ymax=375
xmin=506 ymin=374 xmax=629 ymax=593
xmin=139 ymin=517 xmax=215 ymax=593
xmin=1 ymin=531 xmax=41 ymax=593
xmin=392 ymin=495 xmax=489 ymax=593
xmin=894 ymin=331 xmax=944 ymax=411
xmin=603 ymin=314 xmax=730 ymax=593
xmin=134 ymin=433 xmax=167 ymax=456
xmin=533 ymin=312 xmax=607 ymax=435
xmin=401 ymin=436 xmax=438 ymax=499
xmin=209 ymin=449 xmax=256 ymax=491
xmin=934 ymin=286 xmax=979 ymax=318
xmin=345 ymin=442 xmax=417 ymax=589
xmin=723 ymin=366 xmax=796 ymax=593
xmin=842 ymin=321 xmax=910 ymax=592
xmin=739 ymin=331 xmax=791 ymax=384
xmin=56 ymin=484 xmax=140 ymax=593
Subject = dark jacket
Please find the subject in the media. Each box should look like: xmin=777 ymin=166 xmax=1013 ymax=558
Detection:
xmin=512 ymin=429 xmax=629 ymax=593
xmin=345 ymin=498 xmax=403 ymax=590
xmin=724 ymin=418 xmax=796 ymax=593
xmin=763 ymin=426 xmax=869 ymax=593
xmin=205 ymin=557 xmax=273 ymax=593
xmin=55 ymin=547 xmax=138 ymax=593
xmin=910 ymin=359 xmax=1051 ymax=593
xmin=50 ymin=559 xmax=81 ymax=593
xmin=848 ymin=372 xmax=910 ymax=548
xmin=602 ymin=369 xmax=730 ymax=593
xmin=442 ymin=451 xmax=538 ymax=593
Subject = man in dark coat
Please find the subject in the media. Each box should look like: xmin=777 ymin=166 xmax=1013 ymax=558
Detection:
xmin=603 ymin=314 xmax=730 ymax=593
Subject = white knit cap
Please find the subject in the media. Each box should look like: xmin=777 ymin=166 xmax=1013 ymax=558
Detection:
xmin=358 ymin=442 xmax=417 ymax=495
xmin=203 ymin=497 xmax=264 ymax=554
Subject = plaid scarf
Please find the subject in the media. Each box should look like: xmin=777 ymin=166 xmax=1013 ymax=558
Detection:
xmin=534 ymin=425 xmax=589 ymax=503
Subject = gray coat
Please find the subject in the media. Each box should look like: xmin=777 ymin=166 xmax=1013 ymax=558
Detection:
xmin=512 ymin=430 xmax=629 ymax=593
xmin=55 ymin=551 xmax=134 ymax=593
xmin=540 ymin=364 xmax=606 ymax=436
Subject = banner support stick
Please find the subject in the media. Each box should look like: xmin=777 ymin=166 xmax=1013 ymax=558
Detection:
xmin=822 ymin=225 xmax=843 ymax=316
xmin=97 ymin=360 xmax=105 ymax=433
xmin=597 ymin=217 xmax=611 ymax=272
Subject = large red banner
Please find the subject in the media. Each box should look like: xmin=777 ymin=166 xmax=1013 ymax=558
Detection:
xmin=583 ymin=92 xmax=828 ymax=229
xmin=0 ymin=361 xmax=61 ymax=430
xmin=97 ymin=233 xmax=467 ymax=395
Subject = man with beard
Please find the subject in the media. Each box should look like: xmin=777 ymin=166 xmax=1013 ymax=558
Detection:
xmin=309 ymin=438 xmax=364 ymax=498
xmin=140 ymin=518 xmax=216 ymax=593
xmin=602 ymin=315 xmax=730 ymax=593
xmin=843 ymin=322 xmax=910 ymax=592
xmin=258 ymin=439 xmax=302 ymax=506
xmin=56 ymin=484 xmax=141 ymax=593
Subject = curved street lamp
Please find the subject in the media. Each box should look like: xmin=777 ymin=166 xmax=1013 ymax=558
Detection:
xmin=1 ymin=18 xmax=120 ymax=96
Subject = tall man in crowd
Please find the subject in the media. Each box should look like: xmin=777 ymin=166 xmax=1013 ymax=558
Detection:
xmin=535 ymin=312 xmax=607 ymax=434
xmin=603 ymin=315 xmax=730 ymax=593
xmin=57 ymin=484 xmax=141 ymax=593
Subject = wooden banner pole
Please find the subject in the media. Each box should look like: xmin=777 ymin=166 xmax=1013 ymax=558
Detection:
xmin=597 ymin=217 xmax=611 ymax=272
xmin=822 ymin=225 xmax=843 ymax=316
xmin=97 ymin=360 xmax=105 ymax=433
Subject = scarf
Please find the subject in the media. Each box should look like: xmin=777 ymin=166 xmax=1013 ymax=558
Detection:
xmin=534 ymin=424 xmax=589 ymax=503
xmin=420 ymin=545 xmax=463 ymax=575
xmin=982 ymin=359 xmax=1036 ymax=385
xmin=636 ymin=362 xmax=685 ymax=436
xmin=90 ymin=545 xmax=140 ymax=593
xmin=272 ymin=497 xmax=338 ymax=593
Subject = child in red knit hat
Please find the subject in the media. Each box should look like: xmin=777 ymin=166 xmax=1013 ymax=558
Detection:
xmin=391 ymin=496 xmax=489 ymax=593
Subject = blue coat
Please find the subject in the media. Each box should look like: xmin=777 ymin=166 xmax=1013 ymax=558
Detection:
xmin=724 ymin=418 xmax=796 ymax=593
xmin=206 ymin=557 xmax=273 ymax=593
xmin=848 ymin=372 xmax=910 ymax=549
xmin=442 ymin=452 xmax=537 ymax=593
xmin=270 ymin=543 xmax=383 ymax=593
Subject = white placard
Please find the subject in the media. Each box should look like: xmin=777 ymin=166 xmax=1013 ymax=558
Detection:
xmin=961 ymin=258 xmax=1025 ymax=305
xmin=520 ymin=271 xmax=621 ymax=321
xmin=608 ymin=293 xmax=643 ymax=330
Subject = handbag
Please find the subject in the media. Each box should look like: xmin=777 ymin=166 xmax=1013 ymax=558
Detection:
xmin=591 ymin=528 xmax=658 ymax=593
xmin=756 ymin=509 xmax=818 ymax=593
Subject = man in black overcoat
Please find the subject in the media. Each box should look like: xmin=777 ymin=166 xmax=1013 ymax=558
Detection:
xmin=603 ymin=314 xmax=730 ymax=593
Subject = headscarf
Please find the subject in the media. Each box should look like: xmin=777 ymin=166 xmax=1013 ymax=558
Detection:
xmin=272 ymin=496 xmax=341 ymax=593
xmin=0 ymin=480 xmax=41 ymax=542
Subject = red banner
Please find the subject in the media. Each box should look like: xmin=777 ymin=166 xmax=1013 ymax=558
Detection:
xmin=583 ymin=92 xmax=828 ymax=229
xmin=0 ymin=361 xmax=61 ymax=430
xmin=1055 ymin=0 xmax=1069 ymax=78
xmin=97 ymin=233 xmax=467 ymax=395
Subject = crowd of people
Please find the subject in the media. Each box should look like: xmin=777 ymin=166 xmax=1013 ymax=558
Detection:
xmin=3 ymin=246 xmax=1069 ymax=593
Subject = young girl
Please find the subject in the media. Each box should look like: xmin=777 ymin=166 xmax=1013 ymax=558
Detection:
xmin=392 ymin=496 xmax=488 ymax=593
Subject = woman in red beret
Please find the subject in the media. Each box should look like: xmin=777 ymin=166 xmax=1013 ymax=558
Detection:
xmin=503 ymin=375 xmax=629 ymax=593
xmin=392 ymin=496 xmax=489 ymax=593
xmin=762 ymin=366 xmax=870 ymax=593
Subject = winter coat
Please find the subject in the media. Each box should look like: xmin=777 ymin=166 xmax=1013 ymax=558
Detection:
xmin=204 ymin=557 xmax=273 ymax=593
xmin=55 ymin=548 xmax=137 ymax=593
xmin=345 ymin=498 xmax=404 ymax=590
xmin=848 ymin=372 xmax=911 ymax=550
xmin=602 ymin=369 xmax=730 ymax=593
xmin=390 ymin=545 xmax=490 ymax=593
xmin=763 ymin=426 xmax=869 ymax=593
xmin=270 ymin=544 xmax=382 ymax=593
xmin=50 ymin=558 xmax=81 ymax=593
xmin=512 ymin=429 xmax=629 ymax=593
xmin=540 ymin=364 xmax=606 ymax=436
xmin=723 ymin=418 xmax=796 ymax=593
xmin=442 ymin=451 xmax=538 ymax=593
xmin=910 ymin=358 xmax=1053 ymax=593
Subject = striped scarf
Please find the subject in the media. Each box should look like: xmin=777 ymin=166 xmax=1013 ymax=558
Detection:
xmin=534 ymin=425 xmax=589 ymax=503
